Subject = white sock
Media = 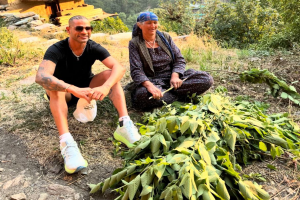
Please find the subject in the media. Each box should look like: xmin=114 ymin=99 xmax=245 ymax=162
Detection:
xmin=59 ymin=132 xmax=74 ymax=145
xmin=119 ymin=115 xmax=130 ymax=122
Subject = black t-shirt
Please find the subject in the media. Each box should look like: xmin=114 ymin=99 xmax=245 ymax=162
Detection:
xmin=43 ymin=38 xmax=110 ymax=87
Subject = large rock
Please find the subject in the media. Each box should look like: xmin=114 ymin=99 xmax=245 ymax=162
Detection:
xmin=10 ymin=193 xmax=26 ymax=200
xmin=0 ymin=5 xmax=8 ymax=11
xmin=47 ymin=184 xmax=75 ymax=195
xmin=15 ymin=12 xmax=35 ymax=19
xmin=4 ymin=15 xmax=18 ymax=23
xmin=33 ymin=14 xmax=40 ymax=20
xmin=38 ymin=193 xmax=48 ymax=200
xmin=14 ymin=17 xmax=34 ymax=26
xmin=29 ymin=20 xmax=43 ymax=27
xmin=3 ymin=175 xmax=25 ymax=190
xmin=33 ymin=23 xmax=55 ymax=31
xmin=8 ymin=25 xmax=17 ymax=31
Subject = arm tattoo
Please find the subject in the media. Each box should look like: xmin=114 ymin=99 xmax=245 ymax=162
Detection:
xmin=36 ymin=66 xmax=66 ymax=91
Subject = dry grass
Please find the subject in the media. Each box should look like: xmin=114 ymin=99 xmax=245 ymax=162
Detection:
xmin=0 ymin=29 xmax=299 ymax=190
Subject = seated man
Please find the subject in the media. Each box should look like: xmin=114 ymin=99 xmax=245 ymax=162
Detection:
xmin=35 ymin=15 xmax=141 ymax=174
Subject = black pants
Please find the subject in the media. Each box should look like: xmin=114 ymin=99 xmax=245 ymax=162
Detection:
xmin=131 ymin=69 xmax=214 ymax=110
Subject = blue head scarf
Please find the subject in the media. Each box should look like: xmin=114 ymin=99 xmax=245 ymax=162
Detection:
xmin=132 ymin=11 xmax=158 ymax=38
xmin=132 ymin=11 xmax=175 ymax=63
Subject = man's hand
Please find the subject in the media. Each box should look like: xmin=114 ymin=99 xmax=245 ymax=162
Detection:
xmin=89 ymin=85 xmax=111 ymax=101
xmin=68 ymin=86 xmax=93 ymax=102
xmin=170 ymin=73 xmax=183 ymax=90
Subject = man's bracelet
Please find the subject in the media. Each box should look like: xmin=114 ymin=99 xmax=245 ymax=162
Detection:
xmin=65 ymin=85 xmax=73 ymax=92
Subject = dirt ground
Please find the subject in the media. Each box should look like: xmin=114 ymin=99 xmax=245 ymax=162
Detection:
xmin=0 ymin=29 xmax=300 ymax=199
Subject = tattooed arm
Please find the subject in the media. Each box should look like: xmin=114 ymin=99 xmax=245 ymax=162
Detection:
xmin=35 ymin=60 xmax=69 ymax=91
xmin=35 ymin=60 xmax=93 ymax=101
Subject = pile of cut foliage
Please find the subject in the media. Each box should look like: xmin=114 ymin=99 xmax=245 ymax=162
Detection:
xmin=90 ymin=92 xmax=300 ymax=200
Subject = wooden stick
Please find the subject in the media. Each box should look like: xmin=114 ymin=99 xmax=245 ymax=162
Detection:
xmin=149 ymin=78 xmax=188 ymax=100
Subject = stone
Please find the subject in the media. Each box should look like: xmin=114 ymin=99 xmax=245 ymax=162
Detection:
xmin=74 ymin=193 xmax=80 ymax=200
xmin=4 ymin=16 xmax=17 ymax=23
xmin=10 ymin=193 xmax=26 ymax=200
xmin=23 ymin=181 xmax=30 ymax=188
xmin=48 ymin=164 xmax=63 ymax=174
xmin=3 ymin=175 xmax=24 ymax=190
xmin=19 ymin=24 xmax=28 ymax=30
xmin=0 ymin=168 xmax=4 ymax=172
xmin=8 ymin=25 xmax=17 ymax=31
xmin=19 ymin=37 xmax=40 ymax=43
xmin=90 ymin=33 xmax=106 ymax=39
xmin=29 ymin=20 xmax=43 ymax=27
xmin=33 ymin=14 xmax=40 ymax=20
xmin=38 ymin=193 xmax=48 ymax=200
xmin=33 ymin=23 xmax=55 ymax=31
xmin=15 ymin=12 xmax=35 ymax=19
xmin=47 ymin=184 xmax=75 ymax=195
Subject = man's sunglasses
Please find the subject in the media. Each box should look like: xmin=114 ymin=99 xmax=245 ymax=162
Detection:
xmin=74 ymin=26 xmax=93 ymax=32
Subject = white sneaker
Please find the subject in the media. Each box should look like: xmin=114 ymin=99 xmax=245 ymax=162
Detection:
xmin=114 ymin=120 xmax=141 ymax=148
xmin=60 ymin=140 xmax=88 ymax=174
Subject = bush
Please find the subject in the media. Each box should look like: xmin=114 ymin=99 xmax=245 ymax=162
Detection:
xmin=91 ymin=16 xmax=129 ymax=34
xmin=0 ymin=28 xmax=44 ymax=66
xmin=207 ymin=0 xmax=282 ymax=48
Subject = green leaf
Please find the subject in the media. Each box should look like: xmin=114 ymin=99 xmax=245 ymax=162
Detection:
xmin=128 ymin=175 xmax=141 ymax=200
xmin=89 ymin=183 xmax=101 ymax=194
xmin=140 ymin=185 xmax=153 ymax=196
xmin=216 ymin=179 xmax=230 ymax=200
xmin=198 ymin=143 xmax=211 ymax=165
xmin=127 ymin=165 xmax=136 ymax=175
xmin=154 ymin=163 xmax=166 ymax=181
xmin=156 ymin=118 xmax=167 ymax=133
xmin=270 ymin=144 xmax=277 ymax=160
xmin=225 ymin=127 xmax=237 ymax=152
xmin=168 ymin=154 xmax=189 ymax=164
xmin=238 ymin=180 xmax=257 ymax=200
xmin=289 ymin=85 xmax=297 ymax=92
xmin=141 ymin=168 xmax=154 ymax=187
xmin=281 ymin=92 xmax=288 ymax=99
xmin=180 ymin=120 xmax=190 ymax=134
xmin=151 ymin=134 xmax=161 ymax=156
xmin=259 ymin=142 xmax=267 ymax=152
xmin=158 ymin=134 xmax=167 ymax=147
xmin=178 ymin=138 xmax=195 ymax=149
xmin=189 ymin=119 xmax=198 ymax=134
xmin=208 ymin=102 xmax=219 ymax=114
xmin=135 ymin=139 xmax=151 ymax=154
xmin=102 ymin=178 xmax=110 ymax=193
xmin=206 ymin=142 xmax=216 ymax=151
xmin=202 ymin=189 xmax=216 ymax=200
xmin=166 ymin=116 xmax=177 ymax=133
xmin=180 ymin=173 xmax=193 ymax=199
xmin=267 ymin=164 xmax=277 ymax=170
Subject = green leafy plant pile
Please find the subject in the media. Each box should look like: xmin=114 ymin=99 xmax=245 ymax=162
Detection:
xmin=90 ymin=93 xmax=300 ymax=199
xmin=240 ymin=68 xmax=300 ymax=106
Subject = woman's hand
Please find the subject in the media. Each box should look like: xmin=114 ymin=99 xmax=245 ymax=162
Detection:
xmin=170 ymin=73 xmax=183 ymax=89
xmin=142 ymin=81 xmax=163 ymax=100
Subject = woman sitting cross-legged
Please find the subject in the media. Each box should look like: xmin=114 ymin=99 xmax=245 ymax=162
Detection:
xmin=128 ymin=11 xmax=214 ymax=110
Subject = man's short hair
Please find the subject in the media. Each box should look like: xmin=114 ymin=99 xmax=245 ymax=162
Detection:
xmin=69 ymin=15 xmax=88 ymax=25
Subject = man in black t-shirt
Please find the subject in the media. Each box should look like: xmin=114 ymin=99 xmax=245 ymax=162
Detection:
xmin=35 ymin=15 xmax=141 ymax=174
